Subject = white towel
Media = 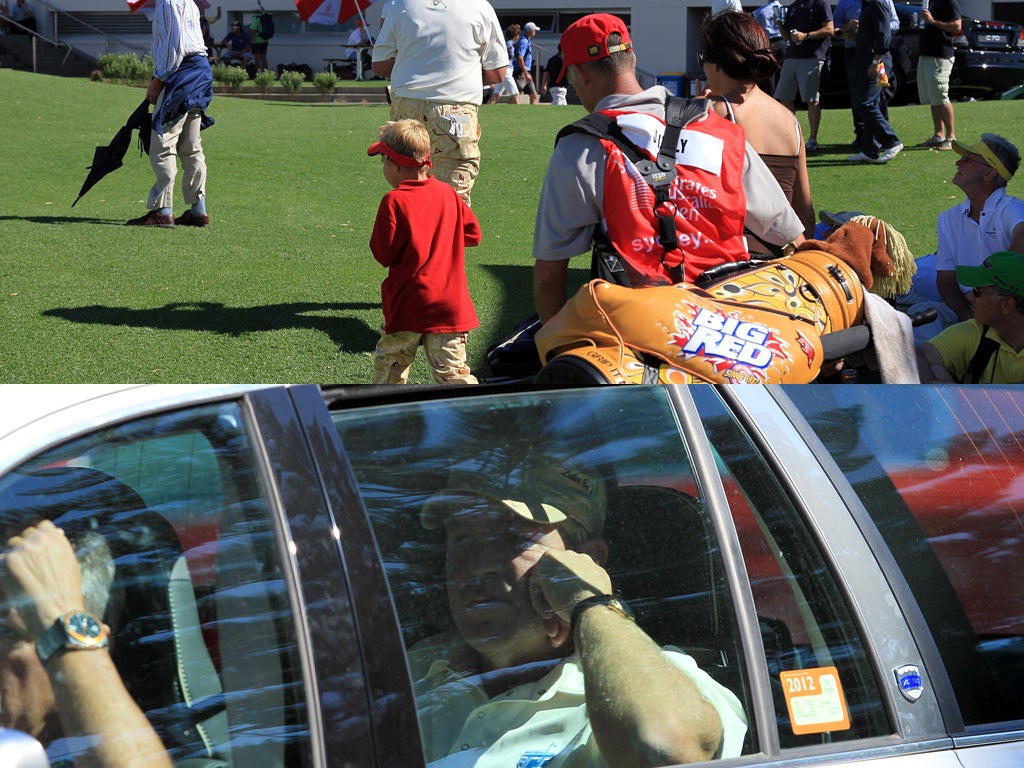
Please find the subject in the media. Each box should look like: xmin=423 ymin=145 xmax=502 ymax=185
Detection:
xmin=863 ymin=292 xmax=919 ymax=383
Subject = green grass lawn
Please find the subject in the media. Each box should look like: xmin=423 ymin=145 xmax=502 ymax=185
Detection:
xmin=0 ymin=68 xmax=1019 ymax=382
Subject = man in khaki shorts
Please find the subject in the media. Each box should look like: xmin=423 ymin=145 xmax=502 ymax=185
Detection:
xmin=372 ymin=0 xmax=508 ymax=205
xmin=776 ymin=0 xmax=833 ymax=153
xmin=916 ymin=0 xmax=961 ymax=150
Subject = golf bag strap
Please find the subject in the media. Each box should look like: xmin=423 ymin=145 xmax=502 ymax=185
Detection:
xmin=960 ymin=326 xmax=1000 ymax=384
xmin=556 ymin=95 xmax=705 ymax=284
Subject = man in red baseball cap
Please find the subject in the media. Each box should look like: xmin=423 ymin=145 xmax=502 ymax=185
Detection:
xmin=531 ymin=13 xmax=804 ymax=324
xmin=555 ymin=12 xmax=634 ymax=105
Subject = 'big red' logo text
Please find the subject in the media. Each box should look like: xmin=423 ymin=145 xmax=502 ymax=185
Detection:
xmin=681 ymin=309 xmax=773 ymax=368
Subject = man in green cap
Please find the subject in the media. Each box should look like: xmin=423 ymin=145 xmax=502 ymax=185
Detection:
xmin=411 ymin=454 xmax=746 ymax=766
xmin=917 ymin=251 xmax=1024 ymax=383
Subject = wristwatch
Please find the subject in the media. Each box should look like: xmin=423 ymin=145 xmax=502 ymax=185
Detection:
xmin=570 ymin=594 xmax=635 ymax=634
xmin=35 ymin=610 xmax=109 ymax=665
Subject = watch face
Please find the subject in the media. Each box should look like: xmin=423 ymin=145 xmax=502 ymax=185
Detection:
xmin=64 ymin=612 xmax=108 ymax=646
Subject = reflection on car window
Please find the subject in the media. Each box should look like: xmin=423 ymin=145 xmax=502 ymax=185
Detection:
xmin=693 ymin=388 xmax=891 ymax=748
xmin=787 ymin=385 xmax=1024 ymax=728
xmin=0 ymin=402 xmax=312 ymax=768
xmin=333 ymin=389 xmax=755 ymax=766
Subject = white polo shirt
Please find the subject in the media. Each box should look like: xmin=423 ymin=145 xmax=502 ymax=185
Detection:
xmin=935 ymin=187 xmax=1024 ymax=291
xmin=411 ymin=633 xmax=748 ymax=767
xmin=372 ymin=0 xmax=508 ymax=104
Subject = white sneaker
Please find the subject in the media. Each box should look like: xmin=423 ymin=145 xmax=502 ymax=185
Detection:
xmin=846 ymin=151 xmax=880 ymax=163
xmin=878 ymin=142 xmax=904 ymax=162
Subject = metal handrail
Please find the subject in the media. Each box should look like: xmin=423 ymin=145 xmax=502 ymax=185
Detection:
xmin=0 ymin=15 xmax=74 ymax=72
xmin=35 ymin=0 xmax=149 ymax=55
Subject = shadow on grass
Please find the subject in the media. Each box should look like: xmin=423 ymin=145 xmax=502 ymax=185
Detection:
xmin=806 ymin=142 xmax=939 ymax=168
xmin=473 ymin=262 xmax=590 ymax=379
xmin=478 ymin=263 xmax=591 ymax=342
xmin=43 ymin=301 xmax=381 ymax=352
xmin=0 ymin=215 xmax=127 ymax=225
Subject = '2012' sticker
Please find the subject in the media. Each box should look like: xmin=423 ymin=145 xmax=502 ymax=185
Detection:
xmin=779 ymin=667 xmax=851 ymax=735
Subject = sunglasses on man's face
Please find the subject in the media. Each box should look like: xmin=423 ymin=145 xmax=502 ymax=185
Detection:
xmin=959 ymin=155 xmax=991 ymax=169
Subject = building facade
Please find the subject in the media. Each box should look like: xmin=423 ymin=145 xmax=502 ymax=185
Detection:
xmin=23 ymin=0 xmax=1022 ymax=80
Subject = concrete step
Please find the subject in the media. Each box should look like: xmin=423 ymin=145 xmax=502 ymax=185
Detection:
xmin=0 ymin=34 xmax=94 ymax=77
xmin=214 ymin=84 xmax=389 ymax=104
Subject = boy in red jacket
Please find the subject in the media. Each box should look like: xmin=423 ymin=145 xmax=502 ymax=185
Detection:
xmin=368 ymin=120 xmax=482 ymax=384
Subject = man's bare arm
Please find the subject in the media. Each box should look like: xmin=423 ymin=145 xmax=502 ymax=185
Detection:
xmin=1008 ymin=221 xmax=1024 ymax=255
xmin=52 ymin=651 xmax=175 ymax=768
xmin=534 ymin=549 xmax=723 ymax=767
xmin=578 ymin=608 xmax=723 ymax=766
xmin=483 ymin=65 xmax=506 ymax=85
xmin=534 ymin=260 xmax=569 ymax=323
xmin=372 ymin=56 xmax=395 ymax=78
xmin=937 ymin=269 xmax=973 ymax=321
xmin=916 ymin=342 xmax=955 ymax=383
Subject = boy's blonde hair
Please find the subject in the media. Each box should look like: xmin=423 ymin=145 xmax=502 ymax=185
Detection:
xmin=377 ymin=120 xmax=431 ymax=165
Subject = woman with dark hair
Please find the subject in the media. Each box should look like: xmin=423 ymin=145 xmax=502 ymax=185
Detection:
xmin=700 ymin=11 xmax=815 ymax=245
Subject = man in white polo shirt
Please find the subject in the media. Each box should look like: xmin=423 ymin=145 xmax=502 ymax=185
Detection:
xmin=935 ymin=134 xmax=1024 ymax=322
xmin=372 ymin=0 xmax=508 ymax=205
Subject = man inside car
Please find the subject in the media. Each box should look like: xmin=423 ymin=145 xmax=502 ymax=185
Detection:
xmin=411 ymin=455 xmax=746 ymax=767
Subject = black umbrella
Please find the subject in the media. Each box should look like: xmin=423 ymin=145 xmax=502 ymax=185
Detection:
xmin=72 ymin=99 xmax=152 ymax=208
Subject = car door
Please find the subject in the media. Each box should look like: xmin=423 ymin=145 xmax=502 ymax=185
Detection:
xmin=323 ymin=385 xmax=974 ymax=768
xmin=780 ymin=385 xmax=1024 ymax=767
xmin=0 ymin=385 xmax=415 ymax=768
xmin=25 ymin=384 xmax=1009 ymax=768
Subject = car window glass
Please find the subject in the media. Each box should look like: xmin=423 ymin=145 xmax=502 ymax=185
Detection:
xmin=692 ymin=387 xmax=891 ymax=748
xmin=0 ymin=402 xmax=312 ymax=768
xmin=786 ymin=385 xmax=1024 ymax=728
xmin=332 ymin=388 xmax=758 ymax=764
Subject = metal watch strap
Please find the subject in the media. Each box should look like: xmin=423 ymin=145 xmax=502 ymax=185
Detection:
xmin=570 ymin=594 xmax=635 ymax=635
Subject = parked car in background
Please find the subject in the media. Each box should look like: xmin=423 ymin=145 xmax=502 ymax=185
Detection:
xmin=820 ymin=3 xmax=1024 ymax=107
xmin=952 ymin=16 xmax=1024 ymax=97
xmin=1 ymin=384 xmax=1022 ymax=768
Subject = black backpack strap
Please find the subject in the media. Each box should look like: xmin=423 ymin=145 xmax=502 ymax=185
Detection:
xmin=960 ymin=325 xmax=1000 ymax=384
xmin=640 ymin=96 xmax=687 ymax=256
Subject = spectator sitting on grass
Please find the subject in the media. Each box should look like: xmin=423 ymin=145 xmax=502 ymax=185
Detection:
xmin=917 ymin=252 xmax=1024 ymax=383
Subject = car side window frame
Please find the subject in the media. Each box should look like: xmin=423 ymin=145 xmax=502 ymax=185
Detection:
xmin=690 ymin=386 xmax=955 ymax=755
xmin=670 ymin=387 xmax=783 ymax=757
xmin=777 ymin=385 xmax=1024 ymax=736
xmin=748 ymin=387 xmax=952 ymax=742
xmin=282 ymin=385 xmax=427 ymax=768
